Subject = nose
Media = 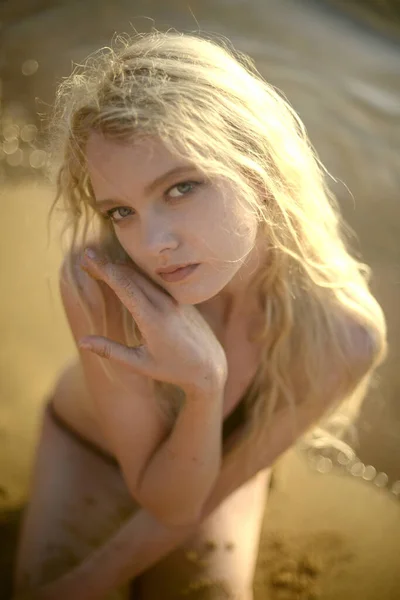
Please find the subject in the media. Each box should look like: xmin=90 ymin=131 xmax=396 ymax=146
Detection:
xmin=140 ymin=214 xmax=179 ymax=257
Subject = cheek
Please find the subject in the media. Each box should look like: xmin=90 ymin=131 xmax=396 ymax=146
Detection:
xmin=212 ymin=193 xmax=257 ymax=250
xmin=215 ymin=214 xmax=258 ymax=260
xmin=113 ymin=229 xmax=141 ymax=264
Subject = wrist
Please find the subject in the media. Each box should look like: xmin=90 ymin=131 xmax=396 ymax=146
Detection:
xmin=183 ymin=381 xmax=224 ymax=403
xmin=184 ymin=370 xmax=227 ymax=398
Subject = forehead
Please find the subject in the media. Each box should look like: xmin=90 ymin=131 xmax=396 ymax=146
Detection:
xmin=86 ymin=132 xmax=190 ymax=198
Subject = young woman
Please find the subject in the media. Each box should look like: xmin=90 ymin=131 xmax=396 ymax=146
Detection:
xmin=14 ymin=30 xmax=387 ymax=600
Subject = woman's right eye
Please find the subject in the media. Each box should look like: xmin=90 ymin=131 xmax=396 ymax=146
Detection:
xmin=105 ymin=207 xmax=134 ymax=223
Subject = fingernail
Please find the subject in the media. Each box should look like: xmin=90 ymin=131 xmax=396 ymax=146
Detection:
xmin=78 ymin=339 xmax=91 ymax=350
xmin=84 ymin=247 xmax=97 ymax=260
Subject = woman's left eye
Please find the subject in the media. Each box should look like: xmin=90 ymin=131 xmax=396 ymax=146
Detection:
xmin=167 ymin=180 xmax=202 ymax=199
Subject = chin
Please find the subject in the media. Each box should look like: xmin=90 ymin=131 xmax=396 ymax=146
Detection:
xmin=170 ymin=279 xmax=230 ymax=306
xmin=169 ymin=289 xmax=215 ymax=305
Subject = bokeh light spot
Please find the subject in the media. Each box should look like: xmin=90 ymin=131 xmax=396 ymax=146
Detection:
xmin=21 ymin=59 xmax=39 ymax=76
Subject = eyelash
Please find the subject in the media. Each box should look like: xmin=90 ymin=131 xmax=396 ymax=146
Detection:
xmin=103 ymin=180 xmax=203 ymax=224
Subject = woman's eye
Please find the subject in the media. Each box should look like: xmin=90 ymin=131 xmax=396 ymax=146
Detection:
xmin=167 ymin=180 xmax=201 ymax=198
xmin=105 ymin=207 xmax=134 ymax=222
xmin=104 ymin=180 xmax=203 ymax=223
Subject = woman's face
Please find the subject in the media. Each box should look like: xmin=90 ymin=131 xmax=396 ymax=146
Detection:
xmin=86 ymin=133 xmax=260 ymax=305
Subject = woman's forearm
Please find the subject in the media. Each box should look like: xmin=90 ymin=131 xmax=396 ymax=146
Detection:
xmin=136 ymin=385 xmax=224 ymax=526
xmin=42 ymin=510 xmax=194 ymax=600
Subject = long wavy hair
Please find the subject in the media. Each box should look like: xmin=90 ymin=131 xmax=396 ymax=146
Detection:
xmin=48 ymin=30 xmax=387 ymax=467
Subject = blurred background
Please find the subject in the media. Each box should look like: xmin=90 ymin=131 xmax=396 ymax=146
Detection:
xmin=1 ymin=0 xmax=400 ymax=598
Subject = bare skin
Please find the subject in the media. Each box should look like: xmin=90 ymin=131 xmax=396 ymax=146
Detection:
xmin=14 ymin=247 xmax=270 ymax=598
xmin=15 ymin=135 xmax=270 ymax=598
xmin=14 ymin=135 xmax=373 ymax=598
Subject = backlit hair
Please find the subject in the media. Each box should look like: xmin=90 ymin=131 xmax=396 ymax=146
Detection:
xmin=49 ymin=30 xmax=387 ymax=466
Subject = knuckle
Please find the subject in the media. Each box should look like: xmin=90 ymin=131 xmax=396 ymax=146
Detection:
xmin=97 ymin=343 xmax=112 ymax=360
xmin=113 ymin=269 xmax=134 ymax=292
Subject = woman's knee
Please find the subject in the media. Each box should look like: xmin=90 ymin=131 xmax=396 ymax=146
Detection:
xmin=137 ymin=549 xmax=255 ymax=599
xmin=137 ymin=470 xmax=270 ymax=599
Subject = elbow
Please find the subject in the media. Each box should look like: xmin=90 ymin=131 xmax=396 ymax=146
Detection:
xmin=147 ymin=503 xmax=203 ymax=529
xmin=127 ymin=477 xmax=204 ymax=528
xmin=134 ymin=481 xmax=206 ymax=528
xmin=159 ymin=510 xmax=202 ymax=529
xmin=130 ymin=461 xmax=220 ymax=530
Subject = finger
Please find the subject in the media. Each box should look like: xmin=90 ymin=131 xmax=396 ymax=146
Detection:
xmin=114 ymin=261 xmax=175 ymax=310
xmin=83 ymin=250 xmax=175 ymax=316
xmin=81 ymin=249 xmax=157 ymax=329
xmin=78 ymin=335 xmax=153 ymax=375
xmin=81 ymin=248 xmax=156 ymax=305
xmin=111 ymin=256 xmax=176 ymax=309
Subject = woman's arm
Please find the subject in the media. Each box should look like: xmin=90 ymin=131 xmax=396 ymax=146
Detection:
xmin=61 ymin=251 xmax=227 ymax=526
xmin=135 ymin=383 xmax=225 ymax=526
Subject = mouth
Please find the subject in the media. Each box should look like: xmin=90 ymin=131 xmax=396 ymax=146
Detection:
xmin=157 ymin=264 xmax=200 ymax=283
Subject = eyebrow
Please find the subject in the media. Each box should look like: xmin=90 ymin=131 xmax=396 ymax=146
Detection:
xmin=95 ymin=165 xmax=198 ymax=210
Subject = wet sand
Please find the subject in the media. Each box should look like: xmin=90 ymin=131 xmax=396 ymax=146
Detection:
xmin=1 ymin=0 xmax=400 ymax=598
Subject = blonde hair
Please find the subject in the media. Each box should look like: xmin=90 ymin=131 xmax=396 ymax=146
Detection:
xmin=49 ymin=30 xmax=387 ymax=466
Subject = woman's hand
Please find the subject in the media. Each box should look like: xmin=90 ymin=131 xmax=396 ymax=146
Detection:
xmin=79 ymin=248 xmax=227 ymax=395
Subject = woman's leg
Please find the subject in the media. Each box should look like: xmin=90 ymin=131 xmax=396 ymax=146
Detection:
xmin=137 ymin=468 xmax=271 ymax=600
xmin=14 ymin=401 xmax=138 ymax=598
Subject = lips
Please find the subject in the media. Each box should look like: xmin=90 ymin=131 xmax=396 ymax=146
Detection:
xmin=156 ymin=263 xmax=195 ymax=274
xmin=158 ymin=263 xmax=199 ymax=283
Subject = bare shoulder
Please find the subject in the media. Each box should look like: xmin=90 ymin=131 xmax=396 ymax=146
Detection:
xmin=338 ymin=312 xmax=383 ymax=374
xmin=241 ymin=312 xmax=384 ymax=477
xmin=302 ymin=313 xmax=383 ymax=434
